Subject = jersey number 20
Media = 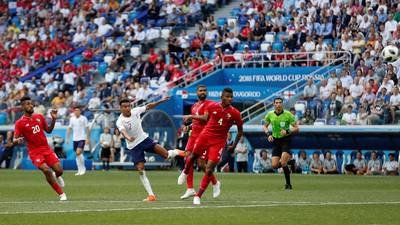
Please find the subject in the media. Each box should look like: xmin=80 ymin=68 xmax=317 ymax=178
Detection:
xmin=32 ymin=125 xmax=40 ymax=134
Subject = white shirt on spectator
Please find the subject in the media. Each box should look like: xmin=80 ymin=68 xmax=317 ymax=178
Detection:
xmin=390 ymin=93 xmax=400 ymax=106
xmin=349 ymin=83 xmax=364 ymax=99
xmin=235 ymin=142 xmax=248 ymax=162
xmin=378 ymin=81 xmax=394 ymax=93
xmin=88 ymin=96 xmax=101 ymax=110
xmin=342 ymin=112 xmax=356 ymax=124
xmin=64 ymin=72 xmax=75 ymax=86
xmin=97 ymin=24 xmax=113 ymax=37
xmin=340 ymin=75 xmax=353 ymax=90
xmin=41 ymin=72 xmax=53 ymax=83
xmin=383 ymin=160 xmax=399 ymax=171
xmin=320 ymin=85 xmax=331 ymax=100
xmin=136 ymin=87 xmax=153 ymax=101
xmin=73 ymin=32 xmax=86 ymax=43
xmin=105 ymin=71 xmax=116 ymax=83
xmin=303 ymin=41 xmax=315 ymax=52
xmin=134 ymin=30 xmax=146 ymax=42
xmin=341 ymin=39 xmax=353 ymax=52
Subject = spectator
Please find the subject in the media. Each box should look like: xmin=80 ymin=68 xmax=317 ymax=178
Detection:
xmin=88 ymin=91 xmax=101 ymax=110
xmin=112 ymin=128 xmax=123 ymax=162
xmin=341 ymin=105 xmax=356 ymax=125
xmin=218 ymin=132 xmax=235 ymax=172
xmin=136 ymin=82 xmax=153 ymax=104
xmin=235 ymin=136 xmax=248 ymax=173
xmin=383 ymin=153 xmax=399 ymax=176
xmin=310 ymin=152 xmax=323 ymax=174
xmin=295 ymin=151 xmax=311 ymax=173
xmin=345 ymin=151 xmax=367 ymax=175
xmin=323 ymin=151 xmax=338 ymax=174
xmin=52 ymin=135 xmax=66 ymax=159
xmin=366 ymin=151 xmax=382 ymax=175
xmin=389 ymin=86 xmax=400 ymax=123
xmin=303 ymin=78 xmax=318 ymax=101
xmin=356 ymin=105 xmax=368 ymax=125
xmin=100 ymin=127 xmax=113 ymax=171
xmin=258 ymin=150 xmax=274 ymax=173
xmin=0 ymin=133 xmax=13 ymax=168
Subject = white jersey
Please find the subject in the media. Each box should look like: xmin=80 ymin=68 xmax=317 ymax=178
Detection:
xmin=116 ymin=107 xmax=148 ymax=149
xmin=68 ymin=115 xmax=89 ymax=141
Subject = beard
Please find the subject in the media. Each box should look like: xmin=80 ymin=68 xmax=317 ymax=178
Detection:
xmin=198 ymin=94 xmax=207 ymax=101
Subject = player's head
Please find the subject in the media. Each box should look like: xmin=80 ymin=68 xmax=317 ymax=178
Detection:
xmin=119 ymin=98 xmax=131 ymax=116
xmin=196 ymin=85 xmax=207 ymax=101
xmin=221 ymin=88 xmax=233 ymax=106
xmin=20 ymin=96 xmax=34 ymax=115
xmin=73 ymin=106 xmax=81 ymax=117
xmin=273 ymin=97 xmax=283 ymax=111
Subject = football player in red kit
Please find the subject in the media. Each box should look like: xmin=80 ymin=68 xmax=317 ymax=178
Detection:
xmin=178 ymin=88 xmax=243 ymax=205
xmin=14 ymin=96 xmax=67 ymax=201
xmin=180 ymin=85 xmax=220 ymax=200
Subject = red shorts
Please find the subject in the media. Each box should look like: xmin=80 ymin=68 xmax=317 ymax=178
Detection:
xmin=29 ymin=148 xmax=60 ymax=168
xmin=186 ymin=135 xmax=207 ymax=160
xmin=193 ymin=135 xmax=226 ymax=163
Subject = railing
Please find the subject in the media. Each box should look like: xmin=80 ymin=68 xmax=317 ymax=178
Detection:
xmin=240 ymin=54 xmax=351 ymax=124
xmin=221 ymin=51 xmax=352 ymax=68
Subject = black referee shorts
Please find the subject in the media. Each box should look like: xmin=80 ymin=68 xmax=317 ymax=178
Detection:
xmin=272 ymin=136 xmax=292 ymax=157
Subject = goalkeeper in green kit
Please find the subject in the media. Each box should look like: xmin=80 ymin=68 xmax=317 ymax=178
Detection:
xmin=264 ymin=97 xmax=299 ymax=190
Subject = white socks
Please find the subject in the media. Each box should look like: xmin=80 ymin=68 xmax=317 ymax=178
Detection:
xmin=139 ymin=170 xmax=154 ymax=196
xmin=76 ymin=154 xmax=86 ymax=173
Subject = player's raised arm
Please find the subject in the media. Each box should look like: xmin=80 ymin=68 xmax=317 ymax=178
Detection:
xmin=145 ymin=96 xmax=170 ymax=110
xmin=184 ymin=111 xmax=209 ymax=123
xmin=43 ymin=110 xmax=57 ymax=133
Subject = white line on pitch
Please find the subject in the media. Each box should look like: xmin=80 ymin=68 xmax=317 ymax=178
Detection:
xmin=1 ymin=201 xmax=400 ymax=215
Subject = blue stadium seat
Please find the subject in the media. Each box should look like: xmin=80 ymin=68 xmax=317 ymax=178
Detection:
xmin=217 ymin=18 xmax=227 ymax=27
xmin=323 ymin=39 xmax=333 ymax=46
xmin=333 ymin=39 xmax=340 ymax=49
xmin=156 ymin=19 xmax=167 ymax=27
xmin=98 ymin=62 xmax=108 ymax=76
xmin=250 ymin=41 xmax=261 ymax=50
xmin=72 ymin=55 xmax=83 ymax=66
xmin=364 ymin=151 xmax=371 ymax=161
xmin=0 ymin=112 xmax=7 ymax=125
xmin=272 ymin=42 xmax=283 ymax=52
xmin=230 ymin=8 xmax=241 ymax=16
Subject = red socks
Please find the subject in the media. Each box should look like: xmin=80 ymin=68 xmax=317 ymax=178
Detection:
xmin=51 ymin=182 xmax=63 ymax=195
xmin=197 ymin=174 xmax=212 ymax=198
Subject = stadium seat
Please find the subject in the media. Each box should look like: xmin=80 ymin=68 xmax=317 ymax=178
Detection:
xmin=98 ymin=62 xmax=108 ymax=76
xmin=323 ymin=39 xmax=333 ymax=47
xmin=130 ymin=45 xmax=142 ymax=58
xmin=230 ymin=8 xmax=241 ymax=16
xmin=156 ymin=19 xmax=167 ymax=27
xmin=0 ymin=112 xmax=7 ymax=125
xmin=72 ymin=55 xmax=83 ymax=66
xmin=217 ymin=18 xmax=227 ymax=27
xmin=161 ymin=27 xmax=172 ymax=40
xmin=264 ymin=32 xmax=275 ymax=43
xmin=272 ymin=42 xmax=283 ymax=52
xmin=313 ymin=118 xmax=326 ymax=125
xmin=250 ymin=41 xmax=261 ymax=50
xmin=260 ymin=42 xmax=271 ymax=52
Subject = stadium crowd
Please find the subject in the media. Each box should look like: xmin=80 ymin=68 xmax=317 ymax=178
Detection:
xmin=0 ymin=0 xmax=398 ymax=126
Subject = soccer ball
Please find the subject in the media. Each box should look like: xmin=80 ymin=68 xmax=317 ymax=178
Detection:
xmin=381 ymin=45 xmax=399 ymax=63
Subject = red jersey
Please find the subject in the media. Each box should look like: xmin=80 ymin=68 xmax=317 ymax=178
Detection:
xmin=14 ymin=114 xmax=51 ymax=153
xmin=201 ymin=102 xmax=243 ymax=140
xmin=190 ymin=99 xmax=214 ymax=137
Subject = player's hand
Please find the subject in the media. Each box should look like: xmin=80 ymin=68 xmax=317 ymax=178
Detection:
xmin=280 ymin=130 xmax=287 ymax=136
xmin=183 ymin=115 xmax=192 ymax=121
xmin=126 ymin=136 xmax=135 ymax=142
xmin=267 ymin=135 xmax=274 ymax=143
xmin=50 ymin=109 xmax=58 ymax=120
xmin=13 ymin=137 xmax=24 ymax=145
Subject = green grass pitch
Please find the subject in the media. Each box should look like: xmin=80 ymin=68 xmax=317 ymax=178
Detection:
xmin=0 ymin=170 xmax=400 ymax=225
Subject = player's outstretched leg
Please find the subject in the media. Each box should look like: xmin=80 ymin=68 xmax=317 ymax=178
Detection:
xmin=193 ymin=160 xmax=219 ymax=205
xmin=181 ymin=152 xmax=196 ymax=199
xmin=39 ymin=163 xmax=66 ymax=201
xmin=136 ymin=162 xmax=156 ymax=202
xmin=51 ymin=162 xmax=65 ymax=188
xmin=178 ymin=152 xmax=199 ymax=185
xmin=153 ymin=144 xmax=185 ymax=160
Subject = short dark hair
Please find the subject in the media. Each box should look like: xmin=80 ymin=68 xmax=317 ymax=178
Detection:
xmin=20 ymin=96 xmax=31 ymax=103
xmin=222 ymin=88 xmax=233 ymax=95
xmin=197 ymin=85 xmax=207 ymax=90
xmin=274 ymin=97 xmax=283 ymax=103
xmin=119 ymin=98 xmax=130 ymax=105
xmin=74 ymin=106 xmax=81 ymax=110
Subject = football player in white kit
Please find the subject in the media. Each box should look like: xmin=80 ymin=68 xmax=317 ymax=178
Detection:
xmin=116 ymin=96 xmax=184 ymax=201
xmin=66 ymin=107 xmax=90 ymax=176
